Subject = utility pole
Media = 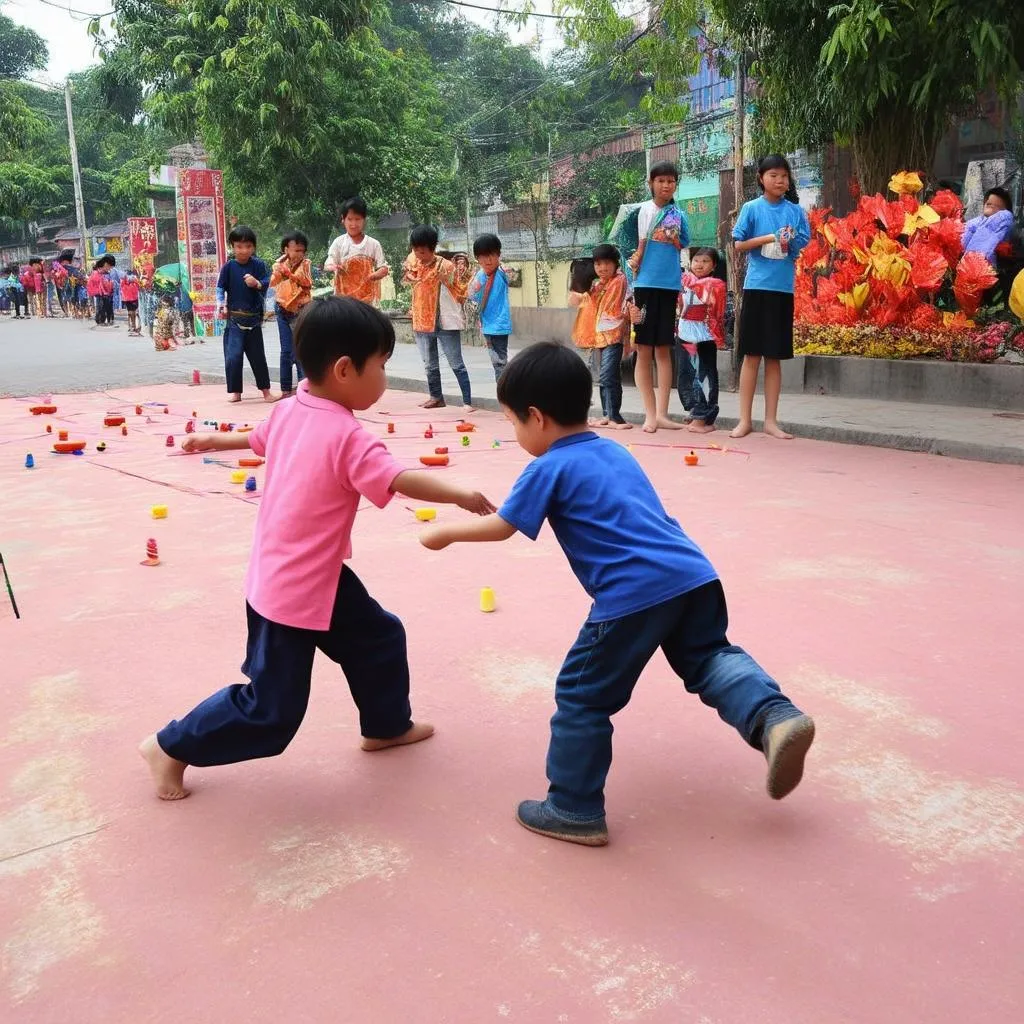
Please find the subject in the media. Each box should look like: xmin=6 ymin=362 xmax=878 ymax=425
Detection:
xmin=64 ymin=79 xmax=89 ymax=264
xmin=729 ymin=54 xmax=745 ymax=383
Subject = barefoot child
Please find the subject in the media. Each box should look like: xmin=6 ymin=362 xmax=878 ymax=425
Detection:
xmin=216 ymin=224 xmax=275 ymax=403
xmin=569 ymin=244 xmax=633 ymax=430
xmin=731 ymin=155 xmax=809 ymax=440
xmin=677 ymin=247 xmax=726 ymax=434
xmin=420 ymin=342 xmax=814 ymax=846
xmin=468 ymin=233 xmax=512 ymax=381
xmin=140 ymin=297 xmax=496 ymax=800
xmin=121 ymin=268 xmax=141 ymax=335
xmin=270 ymin=230 xmax=313 ymax=397
xmin=627 ymin=161 xmax=689 ymax=433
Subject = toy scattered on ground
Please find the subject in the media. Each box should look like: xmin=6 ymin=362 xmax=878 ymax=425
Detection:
xmin=245 ymin=476 xmax=257 ymax=492
xmin=135 ymin=405 xmax=142 ymax=415
xmin=461 ymin=435 xmax=471 ymax=447
xmin=414 ymin=508 xmax=436 ymax=522
xmin=24 ymin=454 xmax=34 ymax=469
xmin=434 ymin=446 xmax=448 ymax=455
xmin=141 ymin=538 xmax=160 ymax=566
xmin=29 ymin=405 xmax=57 ymax=415
xmin=163 ymin=407 xmax=170 ymax=414
xmin=104 ymin=415 xmax=125 ymax=427
xmin=456 ymin=422 xmax=475 ymax=433
xmin=58 ymin=429 xmax=68 ymax=441
xmin=684 ymin=451 xmax=699 ymax=466
xmin=420 ymin=454 xmax=449 ymax=467
xmin=387 ymin=422 xmax=395 ymax=434
xmin=52 ymin=440 xmax=86 ymax=453
xmin=480 ymin=587 xmax=496 ymax=613
xmin=236 ymin=425 xmax=253 ymax=433
xmin=185 ymin=420 xmax=195 ymax=434
xmin=165 ymin=435 xmax=175 ymax=447
xmin=202 ymin=456 xmax=233 ymax=466
xmin=191 ymin=370 xmax=201 ymax=385
xmin=492 ymin=440 xmax=501 ymax=448
xmin=230 ymin=470 xmax=247 ymax=484
xmin=238 ymin=457 xmax=264 ymax=467
xmin=96 ymin=442 xmax=107 ymax=452
xmin=151 ymin=505 xmax=168 ymax=519
xmin=121 ymin=425 xmax=128 ymax=436
xmin=45 ymin=424 xmax=52 ymax=433
xmin=424 ymin=428 xmax=433 ymax=439
xmin=0 ymin=551 xmax=20 ymax=619
xmin=219 ymin=422 xmax=231 ymax=432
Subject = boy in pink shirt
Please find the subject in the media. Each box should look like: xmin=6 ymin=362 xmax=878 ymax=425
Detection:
xmin=140 ymin=297 xmax=495 ymax=800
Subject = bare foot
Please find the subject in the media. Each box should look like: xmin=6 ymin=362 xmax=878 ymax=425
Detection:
xmin=687 ymin=422 xmax=716 ymax=434
xmin=361 ymin=722 xmax=435 ymax=751
xmin=279 ymin=390 xmax=294 ymax=399
xmin=642 ymin=419 xmax=657 ymax=433
xmin=228 ymin=394 xmax=242 ymax=404
xmin=764 ymin=422 xmax=794 ymax=440
xmin=610 ymin=420 xmax=633 ymax=430
xmin=656 ymin=416 xmax=684 ymax=430
xmin=729 ymin=421 xmax=752 ymax=438
xmin=463 ymin=405 xmax=476 ymax=414
xmin=139 ymin=734 xmax=189 ymax=800
xmin=262 ymin=390 xmax=277 ymax=403
xmin=587 ymin=417 xmax=609 ymax=427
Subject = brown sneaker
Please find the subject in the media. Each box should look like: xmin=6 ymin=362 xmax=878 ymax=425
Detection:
xmin=764 ymin=715 xmax=815 ymax=799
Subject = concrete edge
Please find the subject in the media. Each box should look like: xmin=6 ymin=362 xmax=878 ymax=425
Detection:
xmin=103 ymin=369 xmax=1021 ymax=469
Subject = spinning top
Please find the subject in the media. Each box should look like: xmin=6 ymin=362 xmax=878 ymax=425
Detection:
xmin=141 ymin=538 xmax=160 ymax=566
xmin=461 ymin=435 xmax=470 ymax=447
xmin=165 ymin=435 xmax=175 ymax=447
xmin=24 ymin=453 xmax=34 ymax=469
xmin=245 ymin=476 xmax=257 ymax=492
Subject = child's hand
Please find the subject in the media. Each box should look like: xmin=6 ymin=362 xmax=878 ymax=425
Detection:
xmin=456 ymin=490 xmax=497 ymax=516
xmin=243 ymin=274 xmax=260 ymax=288
xmin=627 ymin=252 xmax=641 ymax=273
xmin=419 ymin=526 xmax=450 ymax=551
xmin=182 ymin=434 xmax=217 ymax=453
xmin=217 ymin=306 xmax=227 ymax=319
xmin=627 ymin=301 xmax=644 ymax=325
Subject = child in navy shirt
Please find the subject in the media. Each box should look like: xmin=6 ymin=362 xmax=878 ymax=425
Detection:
xmin=216 ymin=224 xmax=274 ymax=403
xmin=420 ymin=342 xmax=814 ymax=846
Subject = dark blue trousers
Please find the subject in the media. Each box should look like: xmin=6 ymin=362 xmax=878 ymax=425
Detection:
xmin=158 ymin=567 xmax=413 ymax=766
xmin=223 ymin=318 xmax=271 ymax=394
xmin=276 ymin=308 xmax=305 ymax=392
xmin=546 ymin=581 xmax=802 ymax=820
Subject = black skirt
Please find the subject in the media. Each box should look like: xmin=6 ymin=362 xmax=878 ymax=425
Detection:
xmin=738 ymin=288 xmax=795 ymax=360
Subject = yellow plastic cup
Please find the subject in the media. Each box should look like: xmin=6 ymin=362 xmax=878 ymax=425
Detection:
xmin=151 ymin=505 xmax=168 ymax=519
xmin=230 ymin=470 xmax=247 ymax=484
xmin=414 ymin=508 xmax=437 ymax=522
xmin=480 ymin=587 xmax=496 ymax=613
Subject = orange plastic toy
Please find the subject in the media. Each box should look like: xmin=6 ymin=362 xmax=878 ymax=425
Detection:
xmin=434 ymin=447 xmax=449 ymax=455
xmin=238 ymin=457 xmax=265 ymax=468
xmin=58 ymin=429 xmax=68 ymax=441
xmin=684 ymin=451 xmax=699 ymax=466
xmin=30 ymin=405 xmax=57 ymax=415
xmin=419 ymin=454 xmax=450 ymax=467
xmin=104 ymin=415 xmax=125 ymax=427
xmin=456 ymin=422 xmax=475 ymax=433
xmin=53 ymin=440 xmax=86 ymax=453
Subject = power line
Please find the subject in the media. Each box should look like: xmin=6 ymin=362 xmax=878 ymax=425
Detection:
xmin=442 ymin=0 xmax=588 ymax=19
xmin=30 ymin=0 xmax=113 ymax=19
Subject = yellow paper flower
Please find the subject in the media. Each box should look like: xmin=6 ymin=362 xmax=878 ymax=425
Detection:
xmin=889 ymin=171 xmax=924 ymax=195
xmin=838 ymin=281 xmax=871 ymax=310
xmin=901 ymin=203 xmax=940 ymax=236
xmin=942 ymin=311 xmax=976 ymax=329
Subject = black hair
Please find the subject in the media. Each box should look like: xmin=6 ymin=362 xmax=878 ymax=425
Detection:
xmin=648 ymin=160 xmax=679 ymax=182
xmin=591 ymin=243 xmax=621 ymax=267
xmin=341 ymin=196 xmax=368 ymax=219
xmin=496 ymin=341 xmax=592 ymax=426
xmin=58 ymin=249 xmax=74 ymax=262
xmin=28 ymin=257 xmax=42 ymax=266
xmin=294 ymin=296 xmax=396 ymax=381
xmin=689 ymin=246 xmax=719 ymax=269
xmin=102 ymin=254 xmax=116 ymax=266
xmin=568 ymin=258 xmax=597 ymax=294
xmin=757 ymin=154 xmax=800 ymax=203
xmin=92 ymin=259 xmax=105 ymax=271
xmin=472 ymin=233 xmax=502 ymax=257
xmin=227 ymin=224 xmax=257 ymax=246
xmin=409 ymin=224 xmax=439 ymax=251
xmin=281 ymin=230 xmax=309 ymax=250
xmin=985 ymin=187 xmax=1013 ymax=214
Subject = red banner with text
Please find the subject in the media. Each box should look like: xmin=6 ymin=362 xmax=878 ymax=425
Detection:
xmin=175 ymin=169 xmax=227 ymax=337
xmin=127 ymin=217 xmax=158 ymax=274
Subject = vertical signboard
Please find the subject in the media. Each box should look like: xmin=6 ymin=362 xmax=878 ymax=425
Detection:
xmin=176 ymin=169 xmax=227 ymax=337
xmin=128 ymin=217 xmax=158 ymax=273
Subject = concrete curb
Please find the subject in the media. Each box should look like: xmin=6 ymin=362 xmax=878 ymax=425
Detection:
xmin=191 ymin=370 xmax=1024 ymax=467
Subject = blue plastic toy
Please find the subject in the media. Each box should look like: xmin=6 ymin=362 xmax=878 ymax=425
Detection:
xmin=24 ymin=454 xmax=34 ymax=469
xmin=245 ymin=476 xmax=257 ymax=492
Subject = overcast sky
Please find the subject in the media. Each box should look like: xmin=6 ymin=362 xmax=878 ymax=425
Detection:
xmin=5 ymin=0 xmax=560 ymax=84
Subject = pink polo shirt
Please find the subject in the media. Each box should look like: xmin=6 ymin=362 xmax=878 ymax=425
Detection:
xmin=245 ymin=382 xmax=404 ymax=631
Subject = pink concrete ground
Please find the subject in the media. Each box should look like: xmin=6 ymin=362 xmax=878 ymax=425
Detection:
xmin=1 ymin=384 xmax=1022 ymax=1023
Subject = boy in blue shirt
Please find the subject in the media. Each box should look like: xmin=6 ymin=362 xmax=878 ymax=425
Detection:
xmin=420 ymin=342 xmax=814 ymax=846
xmin=216 ymin=224 xmax=274 ymax=403
xmin=468 ymin=233 xmax=513 ymax=381
xmin=627 ymin=161 xmax=689 ymax=433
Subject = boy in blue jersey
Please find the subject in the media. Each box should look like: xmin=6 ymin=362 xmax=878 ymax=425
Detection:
xmin=420 ymin=342 xmax=814 ymax=846
xmin=216 ymin=224 xmax=274 ymax=403
xmin=627 ymin=161 xmax=689 ymax=433
xmin=468 ymin=233 xmax=513 ymax=381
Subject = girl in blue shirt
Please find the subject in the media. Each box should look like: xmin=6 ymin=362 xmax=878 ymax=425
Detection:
xmin=731 ymin=155 xmax=810 ymax=440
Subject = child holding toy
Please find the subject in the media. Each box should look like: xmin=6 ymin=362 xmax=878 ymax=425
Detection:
xmin=140 ymin=297 xmax=496 ymax=800
xmin=419 ymin=341 xmax=814 ymax=846
xmin=677 ymin=247 xmax=726 ymax=433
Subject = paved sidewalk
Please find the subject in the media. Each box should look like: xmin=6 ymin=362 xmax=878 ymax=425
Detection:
xmin=5 ymin=314 xmax=1022 ymax=463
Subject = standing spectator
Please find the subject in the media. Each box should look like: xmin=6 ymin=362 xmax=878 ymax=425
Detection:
xmin=468 ymin=233 xmax=513 ymax=382
xmin=121 ymin=267 xmax=141 ymax=335
xmin=178 ymin=276 xmax=195 ymax=342
xmin=324 ymin=196 xmax=390 ymax=304
xmin=139 ymin=262 xmax=156 ymax=337
xmin=270 ymin=230 xmax=313 ymax=396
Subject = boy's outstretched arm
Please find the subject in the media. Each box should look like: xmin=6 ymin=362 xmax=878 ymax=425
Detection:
xmin=420 ymin=514 xmax=517 ymax=550
xmin=391 ymin=470 xmax=496 ymax=516
xmin=182 ymin=432 xmax=253 ymax=453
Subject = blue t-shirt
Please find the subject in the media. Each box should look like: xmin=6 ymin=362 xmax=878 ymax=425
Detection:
xmin=469 ymin=268 xmax=512 ymax=335
xmin=498 ymin=432 xmax=718 ymax=621
xmin=216 ymin=257 xmax=270 ymax=323
xmin=635 ymin=200 xmax=689 ymax=291
xmin=733 ymin=196 xmax=809 ymax=294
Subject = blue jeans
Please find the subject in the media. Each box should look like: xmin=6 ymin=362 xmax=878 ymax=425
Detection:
xmin=224 ymin=319 xmax=271 ymax=393
xmin=157 ymin=567 xmax=413 ymax=765
xmin=684 ymin=341 xmax=719 ymax=424
xmin=415 ymin=330 xmax=472 ymax=405
xmin=276 ymin=309 xmax=305 ymax=392
xmin=546 ymin=581 xmax=802 ymax=819
xmin=598 ymin=344 xmax=624 ymax=422
xmin=483 ymin=334 xmax=509 ymax=381
xmin=676 ymin=343 xmax=695 ymax=413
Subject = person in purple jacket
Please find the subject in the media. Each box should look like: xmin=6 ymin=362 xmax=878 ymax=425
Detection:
xmin=962 ymin=188 xmax=1014 ymax=265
